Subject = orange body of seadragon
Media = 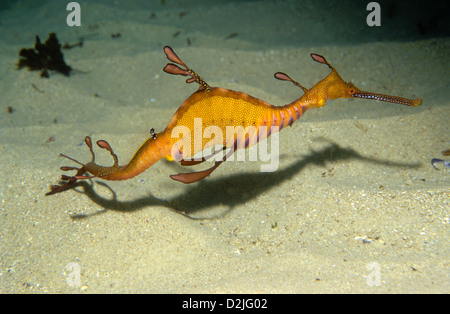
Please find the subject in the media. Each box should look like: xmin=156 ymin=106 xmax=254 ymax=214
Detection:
xmin=46 ymin=46 xmax=421 ymax=195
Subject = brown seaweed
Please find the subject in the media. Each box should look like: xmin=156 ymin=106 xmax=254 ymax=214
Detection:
xmin=17 ymin=33 xmax=72 ymax=78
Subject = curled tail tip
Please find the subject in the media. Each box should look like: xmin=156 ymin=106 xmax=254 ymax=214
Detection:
xmin=45 ymin=182 xmax=74 ymax=196
xmin=45 ymin=187 xmax=57 ymax=196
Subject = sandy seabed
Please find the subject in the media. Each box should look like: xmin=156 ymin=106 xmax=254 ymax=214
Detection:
xmin=0 ymin=0 xmax=448 ymax=293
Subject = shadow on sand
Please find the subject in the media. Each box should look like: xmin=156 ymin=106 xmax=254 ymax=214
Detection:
xmin=63 ymin=139 xmax=420 ymax=220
